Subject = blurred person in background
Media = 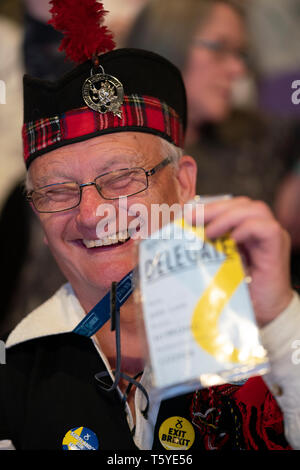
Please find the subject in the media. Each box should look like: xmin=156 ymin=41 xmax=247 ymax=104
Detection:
xmin=102 ymin=0 xmax=149 ymax=47
xmin=247 ymin=0 xmax=300 ymax=285
xmin=247 ymin=0 xmax=300 ymax=119
xmin=126 ymin=0 xmax=299 ymax=209
xmin=275 ymin=159 xmax=300 ymax=249
xmin=0 ymin=1 xmax=25 ymax=336
xmin=127 ymin=0 xmax=248 ymax=146
xmin=23 ymin=0 xmax=72 ymax=78
xmin=274 ymin=158 xmax=300 ymax=285
xmin=0 ymin=12 xmax=23 ymax=208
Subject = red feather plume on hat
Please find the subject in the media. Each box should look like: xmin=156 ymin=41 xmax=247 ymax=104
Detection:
xmin=48 ymin=0 xmax=115 ymax=64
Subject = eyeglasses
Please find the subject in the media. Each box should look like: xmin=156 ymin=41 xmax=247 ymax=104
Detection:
xmin=193 ymin=38 xmax=249 ymax=65
xmin=26 ymin=157 xmax=172 ymax=213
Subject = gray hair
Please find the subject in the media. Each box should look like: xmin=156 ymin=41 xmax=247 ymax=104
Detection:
xmin=24 ymin=171 xmax=33 ymax=192
xmin=158 ymin=136 xmax=183 ymax=168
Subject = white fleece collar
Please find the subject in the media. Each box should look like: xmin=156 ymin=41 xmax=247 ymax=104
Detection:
xmin=6 ymin=283 xmax=85 ymax=348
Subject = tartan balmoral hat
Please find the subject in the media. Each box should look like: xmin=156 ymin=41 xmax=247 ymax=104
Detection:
xmin=22 ymin=0 xmax=187 ymax=169
xmin=22 ymin=47 xmax=187 ymax=169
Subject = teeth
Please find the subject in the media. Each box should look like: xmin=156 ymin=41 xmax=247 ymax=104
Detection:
xmin=83 ymin=230 xmax=129 ymax=248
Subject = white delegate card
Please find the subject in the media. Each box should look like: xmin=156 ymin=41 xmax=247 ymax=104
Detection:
xmin=138 ymin=222 xmax=268 ymax=390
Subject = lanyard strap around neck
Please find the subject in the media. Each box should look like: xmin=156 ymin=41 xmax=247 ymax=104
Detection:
xmin=72 ymin=269 xmax=149 ymax=419
xmin=73 ymin=270 xmax=134 ymax=337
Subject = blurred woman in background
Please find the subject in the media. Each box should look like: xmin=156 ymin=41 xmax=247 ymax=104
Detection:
xmin=126 ymin=0 xmax=248 ymax=146
xmin=126 ymin=0 xmax=296 ymax=206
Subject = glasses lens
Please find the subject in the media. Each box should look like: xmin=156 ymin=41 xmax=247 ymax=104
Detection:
xmin=32 ymin=182 xmax=80 ymax=212
xmin=195 ymin=39 xmax=248 ymax=64
xmin=96 ymin=168 xmax=147 ymax=198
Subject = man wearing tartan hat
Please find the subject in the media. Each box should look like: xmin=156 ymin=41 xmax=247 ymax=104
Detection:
xmin=0 ymin=0 xmax=300 ymax=451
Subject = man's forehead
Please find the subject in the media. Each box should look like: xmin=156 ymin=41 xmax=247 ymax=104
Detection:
xmin=83 ymin=132 xmax=162 ymax=158
xmin=29 ymin=132 xmax=163 ymax=178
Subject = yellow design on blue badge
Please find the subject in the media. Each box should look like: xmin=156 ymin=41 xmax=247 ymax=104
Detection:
xmin=62 ymin=426 xmax=99 ymax=450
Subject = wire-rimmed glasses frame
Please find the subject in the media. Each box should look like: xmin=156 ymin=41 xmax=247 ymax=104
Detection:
xmin=26 ymin=157 xmax=172 ymax=213
xmin=193 ymin=38 xmax=249 ymax=65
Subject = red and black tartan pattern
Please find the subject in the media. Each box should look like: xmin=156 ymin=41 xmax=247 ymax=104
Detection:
xmin=190 ymin=376 xmax=292 ymax=450
xmin=22 ymin=94 xmax=184 ymax=168
xmin=22 ymin=115 xmax=61 ymax=166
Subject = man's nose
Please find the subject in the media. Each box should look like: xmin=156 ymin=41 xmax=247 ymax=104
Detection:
xmin=75 ymin=184 xmax=106 ymax=230
xmin=227 ymin=53 xmax=247 ymax=79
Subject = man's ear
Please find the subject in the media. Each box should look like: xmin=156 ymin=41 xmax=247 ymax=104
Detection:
xmin=175 ymin=155 xmax=197 ymax=204
xmin=43 ymin=235 xmax=49 ymax=246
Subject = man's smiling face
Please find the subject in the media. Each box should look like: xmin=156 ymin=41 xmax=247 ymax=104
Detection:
xmin=28 ymin=132 xmax=196 ymax=311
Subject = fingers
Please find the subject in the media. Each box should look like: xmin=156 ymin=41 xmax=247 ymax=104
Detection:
xmin=185 ymin=196 xmax=289 ymax=258
xmin=183 ymin=196 xmax=250 ymax=227
xmin=186 ymin=196 xmax=294 ymax=326
xmin=231 ymin=218 xmax=290 ymax=247
xmin=230 ymin=218 xmax=291 ymax=269
xmin=203 ymin=198 xmax=274 ymax=239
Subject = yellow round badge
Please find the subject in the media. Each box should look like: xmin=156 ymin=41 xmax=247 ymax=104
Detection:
xmin=159 ymin=416 xmax=195 ymax=450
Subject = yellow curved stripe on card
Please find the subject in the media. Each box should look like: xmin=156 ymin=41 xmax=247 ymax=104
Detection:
xmin=174 ymin=219 xmax=205 ymax=242
xmin=191 ymin=252 xmax=244 ymax=363
xmin=174 ymin=219 xmax=262 ymax=364
xmin=174 ymin=218 xmax=228 ymax=254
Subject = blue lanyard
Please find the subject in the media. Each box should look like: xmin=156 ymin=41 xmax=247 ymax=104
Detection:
xmin=73 ymin=271 xmax=134 ymax=337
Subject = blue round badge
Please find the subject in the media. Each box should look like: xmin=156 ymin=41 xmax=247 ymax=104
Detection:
xmin=62 ymin=426 xmax=99 ymax=450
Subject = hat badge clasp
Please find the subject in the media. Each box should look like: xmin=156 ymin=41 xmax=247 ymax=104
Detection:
xmin=82 ymin=64 xmax=124 ymax=118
